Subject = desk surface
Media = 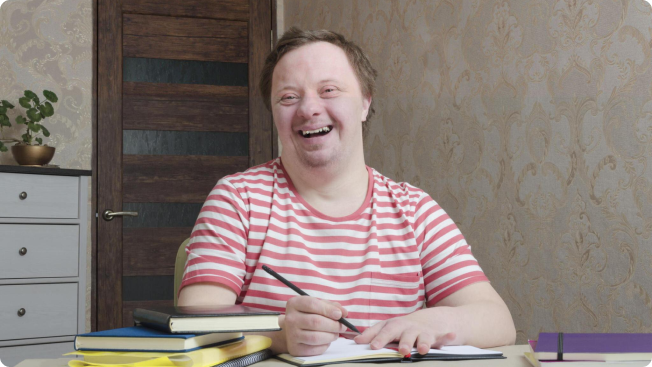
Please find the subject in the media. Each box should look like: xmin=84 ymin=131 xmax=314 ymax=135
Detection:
xmin=12 ymin=345 xmax=652 ymax=367
xmin=15 ymin=345 xmax=526 ymax=367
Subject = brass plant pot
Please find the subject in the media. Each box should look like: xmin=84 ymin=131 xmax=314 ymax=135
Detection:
xmin=11 ymin=145 xmax=56 ymax=166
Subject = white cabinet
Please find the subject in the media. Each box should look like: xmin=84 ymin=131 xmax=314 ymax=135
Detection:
xmin=0 ymin=168 xmax=90 ymax=367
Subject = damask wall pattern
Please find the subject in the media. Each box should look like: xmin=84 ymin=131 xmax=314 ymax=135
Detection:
xmin=0 ymin=0 xmax=92 ymax=168
xmin=283 ymin=0 xmax=652 ymax=342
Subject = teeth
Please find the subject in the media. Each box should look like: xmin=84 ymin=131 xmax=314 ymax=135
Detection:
xmin=302 ymin=126 xmax=331 ymax=136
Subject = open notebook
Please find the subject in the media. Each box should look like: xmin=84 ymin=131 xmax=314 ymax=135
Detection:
xmin=276 ymin=338 xmax=504 ymax=366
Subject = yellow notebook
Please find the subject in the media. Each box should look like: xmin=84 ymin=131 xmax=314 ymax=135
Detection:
xmin=65 ymin=335 xmax=271 ymax=367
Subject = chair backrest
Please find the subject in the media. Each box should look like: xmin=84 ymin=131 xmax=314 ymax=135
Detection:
xmin=173 ymin=238 xmax=191 ymax=306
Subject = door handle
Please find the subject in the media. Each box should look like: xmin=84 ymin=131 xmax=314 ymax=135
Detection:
xmin=102 ymin=209 xmax=139 ymax=221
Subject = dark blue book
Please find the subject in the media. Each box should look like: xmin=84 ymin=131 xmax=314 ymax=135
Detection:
xmin=74 ymin=326 xmax=244 ymax=353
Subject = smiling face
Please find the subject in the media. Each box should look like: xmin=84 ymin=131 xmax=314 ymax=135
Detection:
xmin=271 ymin=41 xmax=371 ymax=169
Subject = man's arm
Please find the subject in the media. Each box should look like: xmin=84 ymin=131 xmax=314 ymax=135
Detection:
xmin=177 ymin=282 xmax=237 ymax=306
xmin=354 ymin=282 xmax=516 ymax=355
xmin=177 ymin=283 xmax=346 ymax=356
xmin=430 ymin=282 xmax=515 ymax=347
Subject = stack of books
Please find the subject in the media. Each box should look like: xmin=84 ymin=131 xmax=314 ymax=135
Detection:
xmin=69 ymin=305 xmax=281 ymax=367
xmin=525 ymin=332 xmax=652 ymax=367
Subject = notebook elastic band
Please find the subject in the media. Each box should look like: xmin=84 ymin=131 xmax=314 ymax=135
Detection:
xmin=557 ymin=332 xmax=564 ymax=361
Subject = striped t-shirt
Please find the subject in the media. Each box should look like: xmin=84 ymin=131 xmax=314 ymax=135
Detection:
xmin=180 ymin=159 xmax=488 ymax=334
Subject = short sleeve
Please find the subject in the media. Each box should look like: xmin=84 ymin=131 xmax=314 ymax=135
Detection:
xmin=179 ymin=178 xmax=250 ymax=297
xmin=413 ymin=193 xmax=489 ymax=307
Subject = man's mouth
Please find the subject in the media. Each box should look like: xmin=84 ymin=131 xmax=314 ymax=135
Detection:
xmin=299 ymin=125 xmax=333 ymax=138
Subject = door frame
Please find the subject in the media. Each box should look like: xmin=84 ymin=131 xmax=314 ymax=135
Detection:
xmin=92 ymin=0 xmax=275 ymax=331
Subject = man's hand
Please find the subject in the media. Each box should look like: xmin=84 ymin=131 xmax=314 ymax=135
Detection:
xmin=280 ymin=296 xmax=348 ymax=356
xmin=353 ymin=310 xmax=455 ymax=356
xmin=354 ymin=283 xmax=516 ymax=353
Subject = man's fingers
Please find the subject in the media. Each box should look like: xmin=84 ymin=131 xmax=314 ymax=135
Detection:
xmin=397 ymin=329 xmax=420 ymax=356
xmin=431 ymin=332 xmax=456 ymax=349
xmin=368 ymin=320 xmax=402 ymax=350
xmin=285 ymin=310 xmax=344 ymax=333
xmin=415 ymin=333 xmax=435 ymax=355
xmin=322 ymin=300 xmax=348 ymax=318
xmin=354 ymin=320 xmax=386 ymax=344
xmin=288 ymin=296 xmax=343 ymax=320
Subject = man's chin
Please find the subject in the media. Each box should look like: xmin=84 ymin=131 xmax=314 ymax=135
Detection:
xmin=297 ymin=152 xmax=339 ymax=168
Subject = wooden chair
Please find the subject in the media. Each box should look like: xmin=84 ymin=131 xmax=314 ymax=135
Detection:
xmin=173 ymin=238 xmax=190 ymax=306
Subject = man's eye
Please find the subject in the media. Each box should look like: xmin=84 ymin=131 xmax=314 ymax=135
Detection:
xmin=282 ymin=95 xmax=297 ymax=101
xmin=322 ymin=87 xmax=339 ymax=96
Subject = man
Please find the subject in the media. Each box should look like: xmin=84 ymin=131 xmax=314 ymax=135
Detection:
xmin=178 ymin=27 xmax=516 ymax=357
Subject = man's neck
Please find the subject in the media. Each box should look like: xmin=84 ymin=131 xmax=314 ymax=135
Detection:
xmin=281 ymin=155 xmax=369 ymax=218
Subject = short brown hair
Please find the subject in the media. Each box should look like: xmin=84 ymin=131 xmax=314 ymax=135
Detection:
xmin=259 ymin=27 xmax=378 ymax=135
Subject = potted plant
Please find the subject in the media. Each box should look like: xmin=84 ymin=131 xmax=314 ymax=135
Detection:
xmin=0 ymin=100 xmax=16 ymax=152
xmin=10 ymin=90 xmax=58 ymax=166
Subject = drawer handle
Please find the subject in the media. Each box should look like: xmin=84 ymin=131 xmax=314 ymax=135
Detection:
xmin=19 ymin=192 xmax=27 ymax=200
xmin=19 ymin=247 xmax=27 ymax=256
xmin=17 ymin=308 xmax=26 ymax=317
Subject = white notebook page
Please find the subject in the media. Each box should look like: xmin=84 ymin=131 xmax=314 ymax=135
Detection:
xmin=297 ymin=338 xmax=502 ymax=362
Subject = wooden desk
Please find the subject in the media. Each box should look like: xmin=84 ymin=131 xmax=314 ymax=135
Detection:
xmin=12 ymin=345 xmax=652 ymax=367
xmin=7 ymin=345 xmax=537 ymax=367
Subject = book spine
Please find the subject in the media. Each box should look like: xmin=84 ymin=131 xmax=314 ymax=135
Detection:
xmin=132 ymin=309 xmax=172 ymax=332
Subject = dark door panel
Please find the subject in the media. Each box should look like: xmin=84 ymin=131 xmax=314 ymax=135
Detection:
xmin=96 ymin=0 xmax=272 ymax=330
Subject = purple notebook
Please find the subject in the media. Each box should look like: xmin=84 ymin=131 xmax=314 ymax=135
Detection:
xmin=534 ymin=333 xmax=652 ymax=361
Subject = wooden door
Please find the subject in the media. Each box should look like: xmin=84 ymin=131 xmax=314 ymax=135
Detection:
xmin=96 ymin=0 xmax=272 ymax=330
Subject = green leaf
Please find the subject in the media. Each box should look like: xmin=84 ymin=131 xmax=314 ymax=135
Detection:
xmin=0 ymin=143 xmax=7 ymax=152
xmin=0 ymin=115 xmax=10 ymax=127
xmin=27 ymin=108 xmax=41 ymax=122
xmin=1 ymin=100 xmax=14 ymax=108
xmin=28 ymin=122 xmax=40 ymax=133
xmin=0 ymin=106 xmax=6 ymax=114
xmin=19 ymin=97 xmax=31 ymax=108
xmin=43 ymin=90 xmax=58 ymax=103
xmin=21 ymin=133 xmax=30 ymax=143
xmin=39 ymin=102 xmax=54 ymax=117
xmin=35 ymin=137 xmax=43 ymax=145
xmin=24 ymin=90 xmax=37 ymax=100
xmin=15 ymin=115 xmax=26 ymax=124
xmin=41 ymin=125 xmax=50 ymax=137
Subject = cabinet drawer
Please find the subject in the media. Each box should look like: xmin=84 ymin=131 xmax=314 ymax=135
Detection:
xmin=0 ymin=225 xmax=79 ymax=279
xmin=0 ymin=284 xmax=78 ymax=341
xmin=0 ymin=342 xmax=75 ymax=367
xmin=0 ymin=173 xmax=79 ymax=219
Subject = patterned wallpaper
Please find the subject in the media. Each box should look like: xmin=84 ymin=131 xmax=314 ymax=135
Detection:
xmin=283 ymin=0 xmax=652 ymax=342
xmin=0 ymin=0 xmax=92 ymax=169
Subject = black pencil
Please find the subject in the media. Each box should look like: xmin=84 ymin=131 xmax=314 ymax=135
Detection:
xmin=262 ymin=265 xmax=361 ymax=334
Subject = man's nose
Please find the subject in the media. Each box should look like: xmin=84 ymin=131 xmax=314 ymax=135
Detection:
xmin=296 ymin=93 xmax=322 ymax=119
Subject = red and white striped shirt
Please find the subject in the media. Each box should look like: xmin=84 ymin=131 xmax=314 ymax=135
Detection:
xmin=180 ymin=159 xmax=488 ymax=334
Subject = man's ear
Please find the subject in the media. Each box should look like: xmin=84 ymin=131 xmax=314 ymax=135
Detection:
xmin=361 ymin=95 xmax=372 ymax=121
